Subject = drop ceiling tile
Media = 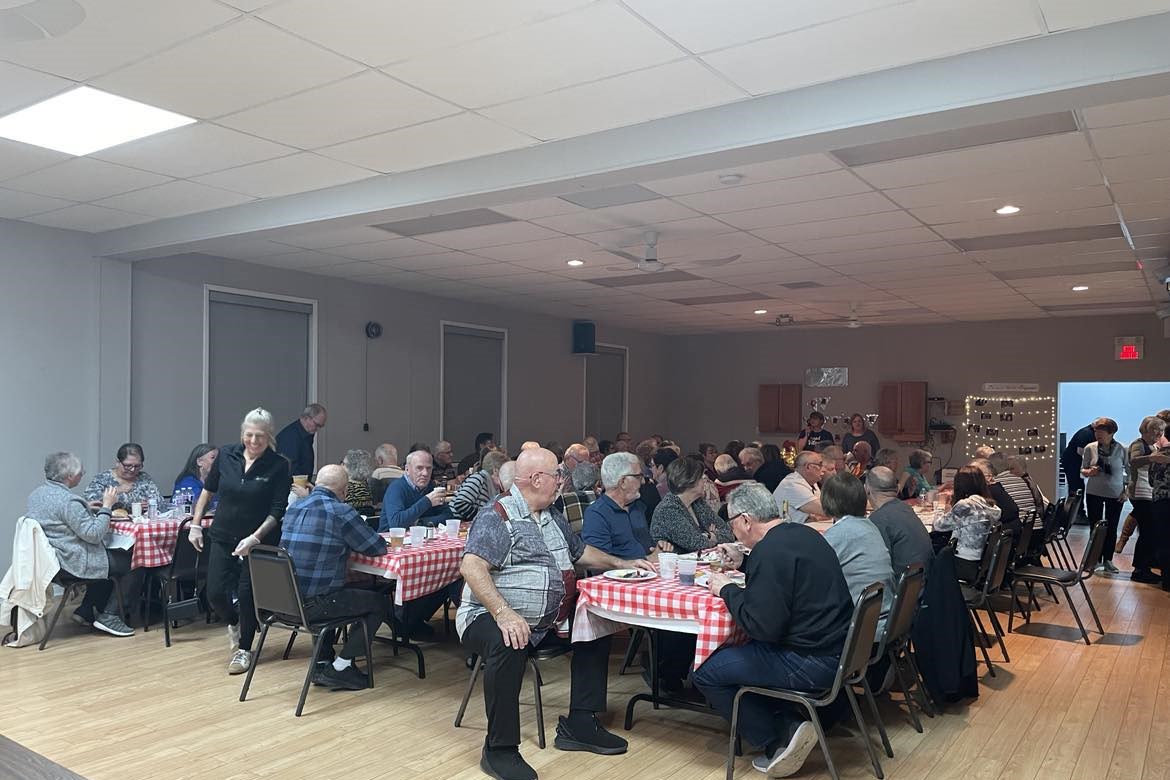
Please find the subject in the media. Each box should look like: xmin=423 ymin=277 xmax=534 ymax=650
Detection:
xmin=22 ymin=204 xmax=154 ymax=232
xmin=264 ymin=225 xmax=398 ymax=250
xmin=0 ymin=187 xmax=74 ymax=219
xmin=218 ymin=71 xmax=461 ymax=149
xmin=318 ymin=113 xmax=536 ymax=174
xmin=779 ymin=226 xmax=941 ymax=255
xmin=93 ymin=180 xmax=255 ymax=218
xmin=221 ymin=0 xmax=278 ymax=9
xmin=1090 ymin=119 xmax=1170 ymax=159
xmin=481 ymin=59 xmax=745 ymax=141
xmin=578 ymin=216 xmax=733 ymax=248
xmin=654 ymin=231 xmax=772 ymax=260
xmin=532 ymin=199 xmax=701 ymax=235
xmin=839 ymin=254 xmax=972 ymax=277
xmin=326 ymin=238 xmax=448 ymax=261
xmin=4 ymin=158 xmax=171 ymax=201
xmin=808 ymin=239 xmax=960 ymax=266
xmin=471 ymin=236 xmax=600 ymax=263
xmin=93 ymin=123 xmax=297 ymax=178
xmin=420 ymin=222 xmax=564 ymax=251
xmin=325 ymin=261 xmax=390 ymax=278
xmin=1100 ymin=153 xmax=1170 ymax=183
xmin=933 ymin=206 xmax=1121 ymax=240
xmin=673 ymin=170 xmax=872 ymax=214
xmin=0 ymin=139 xmax=72 ymax=183
xmin=94 ymin=18 xmax=363 ymax=118
xmin=1038 ymin=0 xmax=1170 ymax=31
xmin=259 ymin=0 xmax=591 ymax=67
xmin=250 ymin=249 xmax=350 ymax=269
xmin=0 ymin=62 xmax=73 ymax=115
xmin=908 ymin=186 xmax=1111 ymax=224
xmin=1082 ymin=95 xmax=1170 ymax=129
xmin=194 ymin=237 xmax=300 ymax=259
xmin=193 ymin=153 xmax=376 ymax=198
xmin=751 ymin=211 xmax=922 ymax=244
xmin=426 ymin=262 xmax=526 ymax=281
xmin=379 ymin=251 xmax=496 ymax=272
xmin=881 ymin=161 xmax=1106 ymax=208
xmin=716 ymin=192 xmax=900 ymax=230
xmin=384 ymin=4 xmax=684 ymax=108
xmin=0 ymin=0 xmax=239 ymax=81
xmin=703 ymin=0 xmax=1044 ymax=96
xmin=492 ymin=198 xmax=587 ymax=220
xmin=643 ymin=154 xmax=841 ymax=197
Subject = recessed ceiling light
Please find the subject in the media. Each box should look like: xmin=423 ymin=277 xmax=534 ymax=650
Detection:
xmin=719 ymin=173 xmax=744 ymax=186
xmin=566 ymin=259 xmax=584 ymax=267
xmin=0 ymin=86 xmax=195 ymax=156
xmin=753 ymin=308 xmax=768 ymax=315
xmin=995 ymin=205 xmax=1021 ymax=215
xmin=1072 ymin=285 xmax=1089 ymax=291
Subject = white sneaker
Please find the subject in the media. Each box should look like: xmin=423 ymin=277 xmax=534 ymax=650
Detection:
xmin=767 ymin=720 xmax=819 ymax=778
xmin=227 ymin=649 xmax=253 ymax=675
xmin=227 ymin=623 xmax=241 ymax=653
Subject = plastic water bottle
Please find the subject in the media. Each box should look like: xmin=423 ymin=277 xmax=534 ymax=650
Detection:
xmin=183 ymin=488 xmax=193 ymax=516
xmin=148 ymin=497 xmax=159 ymax=521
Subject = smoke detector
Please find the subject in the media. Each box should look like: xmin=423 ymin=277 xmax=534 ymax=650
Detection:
xmin=718 ymin=173 xmax=744 ymax=186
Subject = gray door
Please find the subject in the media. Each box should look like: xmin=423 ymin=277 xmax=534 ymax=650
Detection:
xmin=442 ymin=324 xmax=505 ymax=454
xmin=207 ymin=290 xmax=311 ymax=448
xmin=584 ymin=344 xmax=626 ymax=440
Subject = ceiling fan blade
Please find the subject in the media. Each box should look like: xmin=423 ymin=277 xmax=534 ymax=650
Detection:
xmin=604 ymin=263 xmax=640 ymax=272
xmin=681 ymin=254 xmax=742 ymax=268
xmin=606 ymin=248 xmax=641 ymax=263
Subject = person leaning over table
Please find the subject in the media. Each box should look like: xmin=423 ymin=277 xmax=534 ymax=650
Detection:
xmin=83 ymin=442 xmax=163 ymax=512
xmin=27 ymin=452 xmax=135 ymax=637
xmin=173 ymin=443 xmax=218 ymax=508
xmin=280 ymin=464 xmax=389 ymax=692
xmin=458 ymin=448 xmax=654 ymax=780
xmin=693 ymin=482 xmax=854 ymax=778
xmin=189 ymin=407 xmax=291 ymax=676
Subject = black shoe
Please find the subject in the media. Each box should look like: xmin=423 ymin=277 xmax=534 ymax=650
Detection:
xmin=554 ymin=714 xmax=628 ymax=755
xmin=406 ymin=621 xmax=436 ymax=641
xmin=311 ymin=660 xmax=333 ymax=686
xmin=479 ymin=745 xmax=537 ymax=780
xmin=1132 ymin=569 xmax=1160 ymax=584
xmin=314 ymin=664 xmax=369 ymax=691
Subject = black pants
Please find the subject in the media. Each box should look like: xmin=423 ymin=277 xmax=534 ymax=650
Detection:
xmin=1154 ymin=500 xmax=1170 ymax=587
xmin=1062 ymin=461 xmax=1085 ymax=504
xmin=1086 ymin=494 xmax=1124 ymax=563
xmin=1131 ymin=499 xmax=1154 ymax=571
xmin=303 ymin=588 xmax=388 ymax=660
xmin=77 ymin=549 xmax=132 ymax=618
xmin=205 ymin=537 xmax=258 ymax=652
xmin=462 ymin=612 xmax=612 ymax=749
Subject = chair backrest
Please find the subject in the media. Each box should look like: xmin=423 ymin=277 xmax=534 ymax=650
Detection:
xmin=982 ymin=532 xmax=1015 ymax=597
xmin=167 ymin=519 xmax=201 ymax=582
xmin=881 ymin=563 xmax=926 ymax=650
xmin=974 ymin=523 xmax=1003 ymax=585
xmin=1012 ymin=520 xmax=1034 ymax=566
xmin=836 ymin=582 xmax=886 ymax=689
xmin=1078 ymin=522 xmax=1109 ymax=577
xmin=1040 ymin=503 xmax=1061 ymax=542
xmin=1060 ymin=490 xmax=1083 ymax=532
xmin=247 ymin=545 xmax=309 ymax=628
xmin=368 ymin=477 xmax=391 ymax=505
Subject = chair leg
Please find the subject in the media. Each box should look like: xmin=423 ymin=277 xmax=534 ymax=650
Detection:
xmin=845 ymin=687 xmax=884 ymax=779
xmin=529 ymin=657 xmax=545 ymax=750
xmin=362 ymin=620 xmax=374 ymax=690
xmin=38 ymin=583 xmax=78 ymax=651
xmin=860 ymin=677 xmax=894 ymax=758
xmin=726 ymin=688 xmax=748 ymax=780
xmin=1063 ymin=586 xmax=1092 ymax=645
xmin=282 ymin=631 xmax=297 ymax=660
xmin=1078 ymin=578 xmax=1105 ymax=634
xmin=454 ymin=657 xmax=484 ymax=727
xmin=801 ymin=702 xmax=840 ymax=780
xmin=619 ymin=627 xmax=644 ymax=675
xmin=892 ymin=651 xmax=922 ymax=733
xmin=985 ymin=607 xmax=1010 ymax=662
xmin=295 ymin=630 xmax=327 ymax=717
xmin=970 ymin=611 xmax=995 ymax=676
xmin=1043 ymin=582 xmax=1059 ymax=604
xmin=904 ymin=647 xmax=936 ymax=717
xmin=239 ymin=623 xmax=270 ymax=703
xmin=163 ymin=604 xmax=172 ymax=648
xmin=112 ymin=578 xmax=127 ymax=622
xmin=1007 ymin=582 xmax=1018 ymax=634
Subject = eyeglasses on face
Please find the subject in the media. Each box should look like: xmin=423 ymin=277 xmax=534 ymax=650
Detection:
xmin=120 ymin=462 xmax=143 ymax=471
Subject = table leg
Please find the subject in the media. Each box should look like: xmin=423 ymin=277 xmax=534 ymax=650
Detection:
xmin=623 ymin=627 xmax=719 ymax=730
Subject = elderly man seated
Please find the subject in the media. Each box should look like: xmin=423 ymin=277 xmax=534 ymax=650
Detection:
xmin=25 ymin=452 xmax=135 ymax=637
xmin=866 ymin=467 xmax=933 ymax=576
xmin=459 ymin=449 xmax=653 ymax=780
xmin=818 ymin=445 xmax=846 ymax=480
xmin=432 ymin=440 xmax=458 ymax=485
xmin=847 ymin=441 xmax=873 ymax=477
xmin=582 ymin=452 xmax=656 ymax=560
xmin=739 ymin=446 xmax=790 ymax=493
xmin=280 ymin=465 xmax=389 ymax=691
xmin=450 ymin=451 xmax=510 ymax=521
xmin=694 ymin=483 xmax=854 ymax=777
xmin=371 ymin=443 xmax=404 ymax=481
xmin=561 ymin=444 xmax=591 ymax=491
xmin=713 ymin=453 xmax=752 ymax=501
xmin=558 ymin=462 xmax=600 ymax=535
xmin=773 ymin=451 xmax=828 ymax=523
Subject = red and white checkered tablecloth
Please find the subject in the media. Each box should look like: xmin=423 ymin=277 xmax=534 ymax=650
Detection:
xmin=110 ymin=516 xmax=211 ymax=569
xmin=348 ymin=534 xmax=465 ymax=606
xmin=573 ymin=570 xmax=747 ymax=669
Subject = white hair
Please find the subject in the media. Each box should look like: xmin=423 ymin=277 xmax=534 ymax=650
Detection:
xmin=241 ymin=408 xmax=276 ymax=450
xmin=601 ymin=452 xmax=641 ymax=490
xmin=498 ymin=461 xmax=516 ymax=492
xmin=727 ymin=483 xmax=781 ymax=522
xmin=343 ymin=449 xmax=372 ymax=481
xmin=406 ymin=449 xmax=432 ymax=468
xmin=44 ymin=451 xmax=82 ymax=483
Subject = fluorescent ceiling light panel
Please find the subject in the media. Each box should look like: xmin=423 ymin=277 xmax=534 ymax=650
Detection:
xmin=559 ymin=184 xmax=661 ymax=209
xmin=669 ymin=292 xmax=769 ymax=305
xmin=0 ymin=86 xmax=195 ymax=156
xmin=372 ymin=208 xmax=515 ymax=236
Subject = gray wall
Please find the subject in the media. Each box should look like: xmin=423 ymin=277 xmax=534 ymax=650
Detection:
xmin=661 ymin=314 xmax=1170 ymax=498
xmin=129 ymin=254 xmax=670 ymax=489
xmin=0 ymin=219 xmax=131 ymax=573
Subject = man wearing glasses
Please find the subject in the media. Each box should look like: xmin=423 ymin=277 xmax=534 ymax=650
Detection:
xmin=772 ymin=451 xmax=829 ymax=524
xmin=276 ymin=402 xmax=327 ymax=480
xmin=458 ymin=448 xmax=653 ymax=780
xmin=581 ymin=452 xmax=656 ymax=559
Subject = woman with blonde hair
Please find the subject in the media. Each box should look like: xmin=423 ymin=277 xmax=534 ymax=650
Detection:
xmin=189 ymin=408 xmax=292 ymax=675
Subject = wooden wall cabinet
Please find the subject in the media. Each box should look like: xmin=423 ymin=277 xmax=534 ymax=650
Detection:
xmin=758 ymin=383 xmax=803 ymax=434
xmin=877 ymin=381 xmax=927 ymax=442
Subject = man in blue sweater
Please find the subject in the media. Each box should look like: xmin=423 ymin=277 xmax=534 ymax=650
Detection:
xmin=378 ymin=450 xmax=454 ymax=531
xmin=377 ymin=449 xmax=455 ymax=639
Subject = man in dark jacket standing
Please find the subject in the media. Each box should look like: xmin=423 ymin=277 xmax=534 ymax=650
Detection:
xmin=694 ymin=483 xmax=853 ymax=778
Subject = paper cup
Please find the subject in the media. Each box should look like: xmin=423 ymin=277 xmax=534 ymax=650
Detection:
xmin=409 ymin=525 xmax=426 ymax=546
xmin=446 ymin=519 xmax=462 ymax=538
xmin=388 ymin=528 xmax=405 ymax=548
xmin=678 ymin=558 xmax=698 ymax=586
xmin=658 ymin=552 xmax=678 ymax=580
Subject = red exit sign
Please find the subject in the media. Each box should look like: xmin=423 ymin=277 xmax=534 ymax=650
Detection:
xmin=1115 ymin=336 xmax=1144 ymax=361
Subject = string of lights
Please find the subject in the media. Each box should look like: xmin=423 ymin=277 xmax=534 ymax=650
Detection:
xmin=964 ymin=395 xmax=1056 ymax=457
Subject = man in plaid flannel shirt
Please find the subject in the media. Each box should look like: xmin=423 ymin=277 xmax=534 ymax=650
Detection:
xmin=281 ymin=465 xmax=389 ymax=692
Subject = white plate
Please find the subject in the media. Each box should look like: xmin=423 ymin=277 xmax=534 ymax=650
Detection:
xmin=699 ymin=550 xmax=723 ymax=563
xmin=603 ymin=568 xmax=657 ymax=582
xmin=695 ymin=571 xmax=746 ymax=588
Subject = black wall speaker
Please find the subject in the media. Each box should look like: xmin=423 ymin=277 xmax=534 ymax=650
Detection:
xmin=572 ymin=320 xmax=596 ymax=354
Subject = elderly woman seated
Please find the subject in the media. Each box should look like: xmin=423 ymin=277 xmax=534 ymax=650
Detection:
xmin=27 ymin=452 xmax=135 ymax=637
xmin=343 ymin=449 xmax=376 ymax=516
xmin=651 ymin=457 xmax=734 ymax=555
xmin=84 ymin=442 xmax=162 ymax=513
xmin=713 ymin=454 xmax=752 ymax=501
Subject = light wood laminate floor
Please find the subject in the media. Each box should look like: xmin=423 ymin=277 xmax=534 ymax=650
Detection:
xmin=1 ymin=528 xmax=1165 ymax=780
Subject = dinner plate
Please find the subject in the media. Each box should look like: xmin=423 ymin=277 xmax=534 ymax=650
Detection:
xmin=698 ymin=550 xmax=723 ymax=563
xmin=603 ymin=568 xmax=657 ymax=582
xmin=695 ymin=571 xmax=746 ymax=588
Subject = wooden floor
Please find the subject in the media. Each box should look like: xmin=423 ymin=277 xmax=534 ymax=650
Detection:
xmin=2 ymin=527 xmax=1167 ymax=780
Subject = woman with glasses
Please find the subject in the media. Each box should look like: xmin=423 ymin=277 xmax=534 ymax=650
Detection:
xmin=650 ymin=457 xmax=734 ymax=554
xmin=83 ymin=442 xmax=163 ymax=513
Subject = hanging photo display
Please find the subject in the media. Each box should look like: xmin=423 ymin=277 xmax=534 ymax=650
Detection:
xmin=964 ymin=395 xmax=1055 ymax=457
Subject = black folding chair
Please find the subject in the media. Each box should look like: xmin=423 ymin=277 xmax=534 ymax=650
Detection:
xmin=875 ymin=563 xmax=931 ymax=734
xmin=1008 ymin=522 xmax=1107 ymax=645
xmin=239 ymin=545 xmax=374 ymax=716
xmin=39 ymin=571 xmax=127 ymax=651
xmin=1051 ymin=490 xmax=1084 ymax=565
xmin=158 ymin=519 xmax=209 ymax=647
xmin=963 ymin=531 xmax=1013 ymax=673
xmin=725 ymin=583 xmax=887 ymax=780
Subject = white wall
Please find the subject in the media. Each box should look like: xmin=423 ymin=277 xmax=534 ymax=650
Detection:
xmin=129 ymin=254 xmax=670 ymax=489
xmin=0 ymin=219 xmax=131 ymax=573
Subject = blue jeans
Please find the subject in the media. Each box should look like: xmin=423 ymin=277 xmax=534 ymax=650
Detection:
xmin=693 ymin=640 xmax=840 ymax=751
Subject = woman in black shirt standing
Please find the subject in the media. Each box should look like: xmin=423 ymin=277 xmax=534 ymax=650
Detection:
xmin=189 ymin=408 xmax=291 ymax=675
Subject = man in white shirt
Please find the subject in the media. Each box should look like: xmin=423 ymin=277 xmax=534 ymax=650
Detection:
xmin=773 ymin=451 xmax=827 ymax=523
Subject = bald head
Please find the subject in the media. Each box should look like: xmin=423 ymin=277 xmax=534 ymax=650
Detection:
xmin=514 ymin=448 xmax=559 ymax=511
xmin=866 ymin=466 xmax=898 ymax=494
xmin=516 ymin=448 xmax=556 ymax=480
xmin=316 ymin=464 xmax=348 ymax=494
xmin=520 ymin=440 xmax=541 ymax=452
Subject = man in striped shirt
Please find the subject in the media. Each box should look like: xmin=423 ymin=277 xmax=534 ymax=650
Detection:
xmin=988 ymin=451 xmax=1038 ymax=525
xmin=449 ymin=451 xmax=509 ymax=520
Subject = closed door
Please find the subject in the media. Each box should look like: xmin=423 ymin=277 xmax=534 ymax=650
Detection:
xmin=442 ymin=323 xmax=505 ymax=451
xmin=585 ymin=344 xmax=626 ymax=439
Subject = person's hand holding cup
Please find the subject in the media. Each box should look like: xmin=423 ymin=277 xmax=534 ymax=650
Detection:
xmin=427 ymin=486 xmax=446 ymax=506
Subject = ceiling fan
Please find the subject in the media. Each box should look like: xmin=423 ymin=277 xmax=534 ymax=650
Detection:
xmin=604 ymin=230 xmax=742 ymax=273
xmin=773 ymin=304 xmax=869 ymax=329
